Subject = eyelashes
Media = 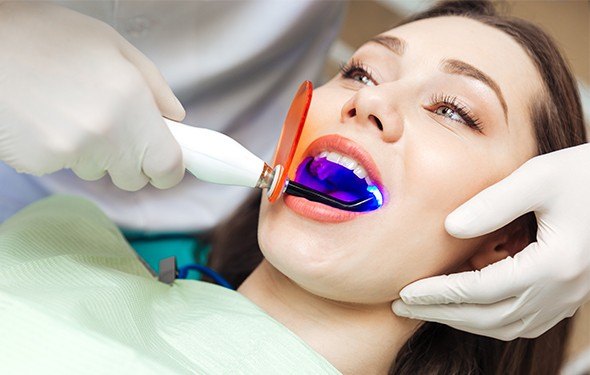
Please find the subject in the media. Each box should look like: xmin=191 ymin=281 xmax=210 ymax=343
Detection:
xmin=340 ymin=59 xmax=377 ymax=86
xmin=426 ymin=94 xmax=483 ymax=132
xmin=339 ymin=60 xmax=484 ymax=133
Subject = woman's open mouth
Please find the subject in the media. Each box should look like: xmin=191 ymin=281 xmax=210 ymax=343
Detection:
xmin=283 ymin=135 xmax=386 ymax=223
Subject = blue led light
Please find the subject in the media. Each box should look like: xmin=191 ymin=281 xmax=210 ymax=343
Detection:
xmin=366 ymin=185 xmax=383 ymax=207
xmin=292 ymin=156 xmax=385 ymax=212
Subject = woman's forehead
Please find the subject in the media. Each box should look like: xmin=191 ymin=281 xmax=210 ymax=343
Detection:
xmin=376 ymin=16 xmax=543 ymax=106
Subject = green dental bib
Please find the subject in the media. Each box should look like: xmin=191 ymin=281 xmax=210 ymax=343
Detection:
xmin=0 ymin=196 xmax=340 ymax=375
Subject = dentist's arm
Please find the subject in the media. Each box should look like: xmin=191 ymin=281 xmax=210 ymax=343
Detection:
xmin=392 ymin=143 xmax=590 ymax=340
xmin=0 ymin=2 xmax=185 ymax=191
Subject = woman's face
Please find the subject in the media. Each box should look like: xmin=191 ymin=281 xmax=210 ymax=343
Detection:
xmin=258 ymin=16 xmax=542 ymax=304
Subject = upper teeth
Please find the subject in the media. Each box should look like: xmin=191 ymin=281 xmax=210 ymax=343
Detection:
xmin=316 ymin=151 xmax=369 ymax=180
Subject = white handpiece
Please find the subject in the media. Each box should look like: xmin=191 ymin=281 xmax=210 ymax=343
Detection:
xmin=165 ymin=119 xmax=267 ymax=188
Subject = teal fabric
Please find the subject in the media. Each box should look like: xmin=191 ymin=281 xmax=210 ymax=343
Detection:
xmin=122 ymin=230 xmax=211 ymax=279
xmin=0 ymin=196 xmax=341 ymax=374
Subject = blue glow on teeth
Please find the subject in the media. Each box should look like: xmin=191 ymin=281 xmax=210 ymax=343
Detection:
xmin=367 ymin=185 xmax=383 ymax=207
xmin=293 ymin=156 xmax=384 ymax=212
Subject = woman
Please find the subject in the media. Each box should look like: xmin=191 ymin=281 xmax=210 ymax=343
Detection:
xmin=208 ymin=1 xmax=586 ymax=373
xmin=0 ymin=1 xmax=585 ymax=374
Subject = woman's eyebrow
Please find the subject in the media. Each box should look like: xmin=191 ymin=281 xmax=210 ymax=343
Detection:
xmin=441 ymin=59 xmax=508 ymax=121
xmin=368 ymin=35 xmax=406 ymax=56
xmin=367 ymin=36 xmax=508 ymax=122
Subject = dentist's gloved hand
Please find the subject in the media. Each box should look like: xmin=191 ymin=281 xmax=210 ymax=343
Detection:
xmin=0 ymin=2 xmax=185 ymax=191
xmin=393 ymin=143 xmax=590 ymax=340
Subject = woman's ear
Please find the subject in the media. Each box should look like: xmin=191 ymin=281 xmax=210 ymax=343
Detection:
xmin=467 ymin=216 xmax=532 ymax=271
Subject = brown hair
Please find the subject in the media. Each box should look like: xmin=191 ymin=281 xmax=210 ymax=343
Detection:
xmin=206 ymin=1 xmax=587 ymax=373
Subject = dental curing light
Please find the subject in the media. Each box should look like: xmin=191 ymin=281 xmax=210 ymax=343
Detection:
xmin=166 ymin=81 xmax=383 ymax=212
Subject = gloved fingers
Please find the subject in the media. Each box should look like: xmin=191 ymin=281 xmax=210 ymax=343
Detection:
xmin=71 ymin=163 xmax=106 ymax=181
xmin=68 ymin=143 xmax=108 ymax=181
xmin=398 ymin=249 xmax=532 ymax=305
xmin=520 ymin=309 xmax=576 ymax=339
xmin=1 ymin=150 xmax=61 ymax=176
xmin=392 ymin=297 xmax=527 ymax=340
xmin=141 ymin=121 xmax=185 ymax=190
xmin=118 ymin=38 xmax=185 ymax=121
xmin=445 ymin=160 xmax=547 ymax=239
xmin=451 ymin=309 xmax=573 ymax=340
xmin=393 ymin=297 xmax=519 ymax=328
xmin=450 ymin=317 xmax=526 ymax=341
xmin=107 ymin=152 xmax=149 ymax=191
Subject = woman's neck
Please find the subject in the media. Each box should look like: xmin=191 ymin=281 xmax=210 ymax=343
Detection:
xmin=238 ymin=260 xmax=420 ymax=374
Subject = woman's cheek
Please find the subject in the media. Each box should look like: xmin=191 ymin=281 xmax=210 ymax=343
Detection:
xmin=257 ymin=197 xmax=279 ymax=255
xmin=406 ymin=131 xmax=491 ymax=212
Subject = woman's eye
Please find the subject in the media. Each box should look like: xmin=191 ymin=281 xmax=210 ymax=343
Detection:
xmin=340 ymin=60 xmax=377 ymax=87
xmin=350 ymin=72 xmax=375 ymax=86
xmin=434 ymin=106 xmax=466 ymax=124
xmin=427 ymin=94 xmax=483 ymax=132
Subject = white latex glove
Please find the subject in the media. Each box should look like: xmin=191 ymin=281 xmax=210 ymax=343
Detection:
xmin=0 ymin=2 xmax=185 ymax=191
xmin=392 ymin=143 xmax=590 ymax=340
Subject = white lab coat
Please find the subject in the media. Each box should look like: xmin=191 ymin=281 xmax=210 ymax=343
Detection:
xmin=0 ymin=0 xmax=345 ymax=231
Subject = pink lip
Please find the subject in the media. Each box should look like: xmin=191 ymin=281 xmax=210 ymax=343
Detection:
xmin=284 ymin=195 xmax=360 ymax=223
xmin=283 ymin=134 xmax=386 ymax=223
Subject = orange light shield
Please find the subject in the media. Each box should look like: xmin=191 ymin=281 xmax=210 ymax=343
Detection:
xmin=268 ymin=81 xmax=313 ymax=202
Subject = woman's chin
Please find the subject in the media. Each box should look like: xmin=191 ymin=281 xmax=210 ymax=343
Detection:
xmin=258 ymin=233 xmax=393 ymax=304
xmin=258 ymin=195 xmax=406 ymax=304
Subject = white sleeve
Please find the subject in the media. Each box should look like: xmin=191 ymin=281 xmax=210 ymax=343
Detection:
xmin=27 ymin=1 xmax=346 ymax=231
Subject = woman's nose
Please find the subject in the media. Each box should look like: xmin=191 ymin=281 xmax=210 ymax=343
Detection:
xmin=340 ymin=86 xmax=404 ymax=143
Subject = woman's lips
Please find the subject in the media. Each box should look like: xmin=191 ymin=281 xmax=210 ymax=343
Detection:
xmin=283 ymin=134 xmax=386 ymax=223
xmin=283 ymin=195 xmax=361 ymax=223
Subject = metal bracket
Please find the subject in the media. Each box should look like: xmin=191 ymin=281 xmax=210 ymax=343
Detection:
xmin=158 ymin=256 xmax=177 ymax=285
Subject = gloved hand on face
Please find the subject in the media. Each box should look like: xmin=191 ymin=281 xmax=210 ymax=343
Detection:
xmin=0 ymin=2 xmax=185 ymax=191
xmin=393 ymin=143 xmax=590 ymax=340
